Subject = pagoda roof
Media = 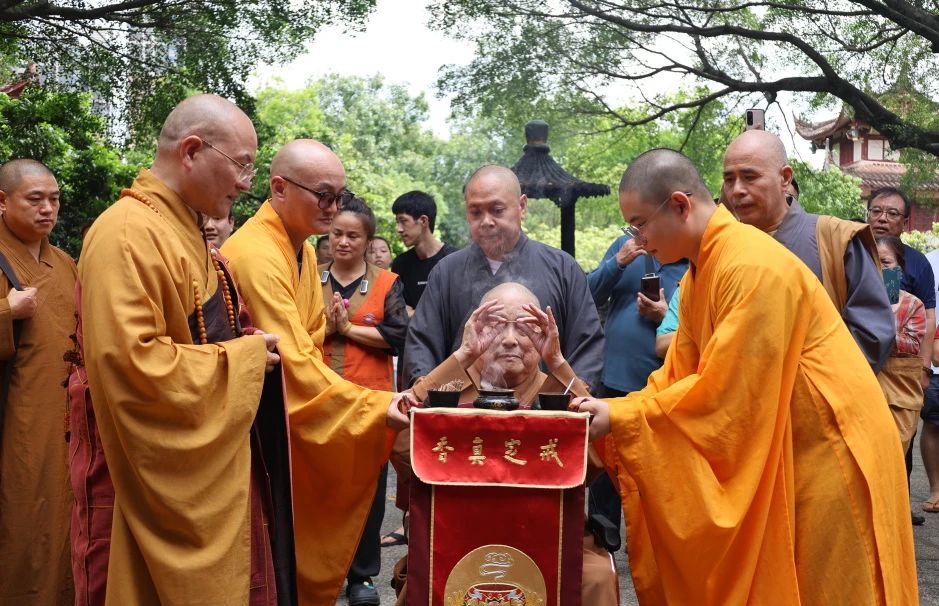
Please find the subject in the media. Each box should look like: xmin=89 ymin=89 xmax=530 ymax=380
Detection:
xmin=511 ymin=120 xmax=610 ymax=208
xmin=841 ymin=160 xmax=939 ymax=193
xmin=512 ymin=143 xmax=610 ymax=205
xmin=0 ymin=78 xmax=28 ymax=99
xmin=794 ymin=110 xmax=852 ymax=144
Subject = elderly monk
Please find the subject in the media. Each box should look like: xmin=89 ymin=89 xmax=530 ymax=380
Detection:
xmin=222 ymin=139 xmax=410 ymax=605
xmin=723 ymin=129 xmax=894 ymax=372
xmin=412 ymin=282 xmax=588 ymax=406
xmin=77 ymin=94 xmax=292 ymax=605
xmin=404 ymin=165 xmax=604 ymax=391
xmin=0 ymin=160 xmax=75 ymax=605
xmin=576 ymin=148 xmax=916 ymax=605
xmin=397 ymin=281 xmax=617 ymax=605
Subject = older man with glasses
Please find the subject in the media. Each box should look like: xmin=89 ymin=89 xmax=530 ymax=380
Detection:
xmin=75 ymin=94 xmax=289 ymax=604
xmin=222 ymin=138 xmax=411 ymax=606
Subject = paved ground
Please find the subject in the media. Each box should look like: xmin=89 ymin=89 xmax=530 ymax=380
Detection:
xmin=337 ymin=424 xmax=939 ymax=605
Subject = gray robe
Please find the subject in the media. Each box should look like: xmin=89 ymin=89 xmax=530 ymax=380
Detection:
xmin=403 ymin=233 xmax=605 ymax=390
xmin=774 ymin=198 xmax=895 ymax=372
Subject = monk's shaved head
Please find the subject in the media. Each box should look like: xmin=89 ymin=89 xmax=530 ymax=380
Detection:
xmin=481 ymin=281 xmax=540 ymax=307
xmin=465 ymin=165 xmax=522 ymax=198
xmin=270 ymin=139 xmax=343 ymax=179
xmin=725 ymin=129 xmax=788 ymax=170
xmin=722 ymin=128 xmax=793 ymax=231
xmin=158 ymin=94 xmax=253 ymax=149
xmin=0 ymin=159 xmax=55 ymax=194
xmin=619 ymin=148 xmax=711 ymax=206
xmin=268 ymin=139 xmax=347 ymax=249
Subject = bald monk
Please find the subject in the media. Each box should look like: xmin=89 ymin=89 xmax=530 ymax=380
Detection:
xmin=0 ymin=160 xmax=75 ymax=605
xmin=722 ymin=129 xmax=895 ymax=372
xmin=400 ymin=282 xmax=616 ymax=606
xmin=221 ymin=139 xmax=411 ymax=605
xmin=404 ymin=165 xmax=604 ymax=391
xmin=76 ymin=94 xmax=293 ymax=604
xmin=412 ymin=282 xmax=589 ymax=406
xmin=576 ymin=148 xmax=917 ymax=604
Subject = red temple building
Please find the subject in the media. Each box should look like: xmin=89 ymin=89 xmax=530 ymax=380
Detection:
xmin=796 ymin=111 xmax=939 ymax=231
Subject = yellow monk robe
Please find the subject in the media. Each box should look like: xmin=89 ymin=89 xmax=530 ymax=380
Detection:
xmin=79 ymin=169 xmax=269 ymax=604
xmin=222 ymin=201 xmax=396 ymax=605
xmin=602 ymin=205 xmax=916 ymax=605
xmin=0 ymin=219 xmax=75 ymax=605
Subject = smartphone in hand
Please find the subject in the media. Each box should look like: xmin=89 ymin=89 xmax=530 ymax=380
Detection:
xmin=640 ymin=273 xmax=661 ymax=302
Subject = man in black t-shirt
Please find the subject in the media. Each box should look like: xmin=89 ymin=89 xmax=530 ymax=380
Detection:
xmin=390 ymin=191 xmax=456 ymax=315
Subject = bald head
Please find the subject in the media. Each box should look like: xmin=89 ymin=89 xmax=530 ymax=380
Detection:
xmin=722 ymin=129 xmax=792 ymax=231
xmin=481 ymin=281 xmax=539 ymax=307
xmin=465 ymin=165 xmax=522 ymax=198
xmin=725 ymin=129 xmax=788 ymax=170
xmin=270 ymin=139 xmax=343 ymax=179
xmin=158 ymin=94 xmax=253 ymax=149
xmin=268 ymin=139 xmax=347 ymax=251
xmin=619 ymin=148 xmax=711 ymax=205
xmin=0 ymin=159 xmax=55 ymax=195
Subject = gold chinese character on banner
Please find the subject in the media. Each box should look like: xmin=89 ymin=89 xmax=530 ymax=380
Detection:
xmin=539 ymin=438 xmax=563 ymax=467
xmin=503 ymin=438 xmax=527 ymax=466
xmin=469 ymin=436 xmax=487 ymax=465
xmin=432 ymin=437 xmax=455 ymax=462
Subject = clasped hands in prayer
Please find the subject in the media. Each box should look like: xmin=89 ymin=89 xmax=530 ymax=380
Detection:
xmin=324 ymin=292 xmax=352 ymax=336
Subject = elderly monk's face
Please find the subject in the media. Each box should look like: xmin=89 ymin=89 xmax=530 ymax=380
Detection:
xmin=465 ymin=174 xmax=528 ymax=261
xmin=476 ymin=288 xmax=541 ymax=388
xmin=193 ymin=124 xmax=257 ymax=220
xmin=0 ymin=172 xmax=60 ymax=244
xmin=722 ymin=139 xmax=790 ymax=231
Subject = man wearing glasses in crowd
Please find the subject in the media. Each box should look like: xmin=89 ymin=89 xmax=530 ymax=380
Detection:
xmin=222 ymin=138 xmax=411 ymax=605
xmin=866 ymin=186 xmax=939 ymax=523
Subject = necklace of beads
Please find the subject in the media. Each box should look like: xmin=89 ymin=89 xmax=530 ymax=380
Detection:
xmin=121 ymin=188 xmax=237 ymax=344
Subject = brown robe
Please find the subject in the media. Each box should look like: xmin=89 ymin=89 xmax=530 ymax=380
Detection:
xmin=0 ymin=218 xmax=76 ymax=605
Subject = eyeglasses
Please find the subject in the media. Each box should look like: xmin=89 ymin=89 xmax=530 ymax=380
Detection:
xmin=867 ymin=207 xmax=905 ymax=220
xmin=201 ymin=139 xmax=257 ymax=184
xmin=278 ymin=175 xmax=355 ymax=210
xmin=622 ymin=192 xmax=690 ymax=243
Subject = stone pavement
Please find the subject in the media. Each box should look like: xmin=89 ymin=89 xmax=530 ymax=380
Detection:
xmin=337 ymin=425 xmax=939 ymax=604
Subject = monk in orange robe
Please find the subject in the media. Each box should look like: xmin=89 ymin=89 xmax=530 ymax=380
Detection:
xmin=78 ymin=95 xmax=288 ymax=604
xmin=0 ymin=160 xmax=75 ymax=605
xmin=576 ymin=148 xmax=917 ymax=604
xmin=222 ymin=139 xmax=410 ymax=605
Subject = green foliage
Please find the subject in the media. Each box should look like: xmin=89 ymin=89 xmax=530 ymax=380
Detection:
xmin=253 ymin=75 xmax=443 ymax=255
xmin=429 ymin=0 xmax=939 ymax=156
xmin=0 ymin=88 xmax=139 ymax=256
xmin=790 ymin=160 xmax=865 ymax=220
xmin=902 ymin=225 xmax=939 ymax=254
xmin=2 ymin=1 xmax=377 ymax=145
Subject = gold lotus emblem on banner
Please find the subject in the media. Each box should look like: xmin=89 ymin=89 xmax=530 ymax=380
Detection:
xmin=445 ymin=545 xmax=546 ymax=606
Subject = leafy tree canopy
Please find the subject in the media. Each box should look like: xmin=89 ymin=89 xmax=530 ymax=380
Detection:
xmin=1 ymin=0 xmax=377 ymax=144
xmin=0 ymin=87 xmax=140 ymax=256
xmin=428 ymin=0 xmax=939 ymax=157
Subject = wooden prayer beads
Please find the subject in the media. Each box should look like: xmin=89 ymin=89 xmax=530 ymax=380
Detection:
xmin=121 ymin=188 xmax=237 ymax=344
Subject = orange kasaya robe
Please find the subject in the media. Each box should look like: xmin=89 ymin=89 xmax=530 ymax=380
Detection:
xmin=222 ymin=201 xmax=396 ymax=605
xmin=601 ymin=205 xmax=917 ymax=605
xmin=79 ymin=169 xmax=270 ymax=604
xmin=0 ymin=219 xmax=76 ymax=605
